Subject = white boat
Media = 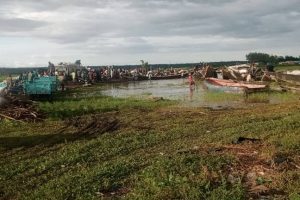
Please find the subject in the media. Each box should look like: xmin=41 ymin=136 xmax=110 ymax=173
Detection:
xmin=275 ymin=71 xmax=300 ymax=86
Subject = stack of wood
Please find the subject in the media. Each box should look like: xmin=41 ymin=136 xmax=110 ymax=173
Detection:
xmin=0 ymin=96 xmax=44 ymax=122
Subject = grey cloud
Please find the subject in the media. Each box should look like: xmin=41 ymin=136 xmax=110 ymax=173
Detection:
xmin=3 ymin=0 xmax=300 ymax=40
xmin=0 ymin=0 xmax=299 ymax=66
xmin=1 ymin=0 xmax=106 ymax=11
xmin=0 ymin=17 xmax=45 ymax=32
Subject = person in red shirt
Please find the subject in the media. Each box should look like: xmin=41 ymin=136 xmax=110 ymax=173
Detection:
xmin=188 ymin=72 xmax=195 ymax=86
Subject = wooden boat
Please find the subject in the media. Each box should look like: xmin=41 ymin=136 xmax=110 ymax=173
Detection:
xmin=194 ymin=66 xmax=217 ymax=80
xmin=204 ymin=78 xmax=267 ymax=93
xmin=137 ymin=74 xmax=187 ymax=80
xmin=149 ymin=74 xmax=188 ymax=80
xmin=221 ymin=68 xmax=244 ymax=81
xmin=275 ymin=72 xmax=300 ymax=86
xmin=279 ymin=85 xmax=300 ymax=93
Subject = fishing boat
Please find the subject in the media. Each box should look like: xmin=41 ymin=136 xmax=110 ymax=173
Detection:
xmin=204 ymin=78 xmax=267 ymax=93
xmin=275 ymin=71 xmax=300 ymax=86
xmin=149 ymin=74 xmax=188 ymax=80
xmin=138 ymin=73 xmax=188 ymax=80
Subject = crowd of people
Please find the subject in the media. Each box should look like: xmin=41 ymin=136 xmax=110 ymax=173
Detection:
xmin=1 ymin=64 xmax=191 ymax=94
xmin=52 ymin=65 xmax=189 ymax=84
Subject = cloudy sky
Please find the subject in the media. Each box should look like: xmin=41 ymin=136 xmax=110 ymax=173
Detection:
xmin=0 ymin=0 xmax=299 ymax=67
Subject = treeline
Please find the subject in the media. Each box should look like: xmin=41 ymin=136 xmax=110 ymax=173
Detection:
xmin=92 ymin=61 xmax=247 ymax=70
xmin=1 ymin=53 xmax=299 ymax=76
xmin=246 ymin=52 xmax=300 ymax=64
xmin=149 ymin=61 xmax=247 ymax=68
xmin=0 ymin=67 xmax=47 ymax=76
xmin=1 ymin=61 xmax=246 ymax=76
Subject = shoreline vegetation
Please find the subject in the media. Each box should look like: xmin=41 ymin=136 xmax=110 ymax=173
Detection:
xmin=1 ymin=80 xmax=300 ymax=199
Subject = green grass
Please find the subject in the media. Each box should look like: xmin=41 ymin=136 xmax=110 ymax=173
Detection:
xmin=0 ymin=75 xmax=6 ymax=82
xmin=275 ymin=65 xmax=300 ymax=72
xmin=38 ymin=95 xmax=174 ymax=119
xmin=203 ymin=91 xmax=242 ymax=103
xmin=0 ymin=74 xmax=20 ymax=82
xmin=246 ymin=91 xmax=299 ymax=103
xmin=131 ymin=154 xmax=244 ymax=200
xmin=1 ymin=86 xmax=300 ymax=199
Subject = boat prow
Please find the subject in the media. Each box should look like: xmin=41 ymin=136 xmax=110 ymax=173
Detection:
xmin=204 ymin=78 xmax=267 ymax=93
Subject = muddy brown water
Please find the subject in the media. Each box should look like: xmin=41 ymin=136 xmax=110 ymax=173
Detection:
xmin=83 ymin=79 xmax=298 ymax=109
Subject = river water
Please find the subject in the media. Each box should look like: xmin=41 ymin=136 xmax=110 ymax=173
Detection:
xmin=99 ymin=78 xmax=298 ymax=109
xmin=102 ymin=78 xmax=192 ymax=100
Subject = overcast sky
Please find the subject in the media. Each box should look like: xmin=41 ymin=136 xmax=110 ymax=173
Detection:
xmin=0 ymin=0 xmax=299 ymax=67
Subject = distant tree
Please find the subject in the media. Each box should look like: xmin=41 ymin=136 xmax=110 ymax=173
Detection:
xmin=246 ymin=52 xmax=271 ymax=64
xmin=268 ymin=55 xmax=279 ymax=64
xmin=140 ymin=60 xmax=149 ymax=71
xmin=75 ymin=60 xmax=81 ymax=66
xmin=246 ymin=52 xmax=283 ymax=64
xmin=277 ymin=56 xmax=285 ymax=62
xmin=284 ymin=56 xmax=298 ymax=61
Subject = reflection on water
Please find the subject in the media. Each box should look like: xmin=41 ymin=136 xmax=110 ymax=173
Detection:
xmin=101 ymin=79 xmax=245 ymax=108
xmin=98 ymin=79 xmax=298 ymax=108
xmin=189 ymin=85 xmax=195 ymax=101
xmin=102 ymin=79 xmax=181 ymax=99
xmin=102 ymin=79 xmax=192 ymax=100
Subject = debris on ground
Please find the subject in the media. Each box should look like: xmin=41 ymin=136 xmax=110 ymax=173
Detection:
xmin=0 ymin=95 xmax=44 ymax=122
xmin=65 ymin=114 xmax=120 ymax=135
xmin=193 ymin=64 xmax=271 ymax=82
xmin=178 ymin=142 xmax=299 ymax=199
xmin=219 ymin=144 xmax=299 ymax=199
xmin=221 ymin=64 xmax=265 ymax=81
xmin=233 ymin=137 xmax=262 ymax=144
xmin=194 ymin=65 xmax=217 ymax=79
xmin=148 ymin=96 xmax=164 ymax=101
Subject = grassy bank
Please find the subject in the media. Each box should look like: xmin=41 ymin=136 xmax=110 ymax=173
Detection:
xmin=275 ymin=65 xmax=300 ymax=72
xmin=0 ymin=74 xmax=19 ymax=82
xmin=0 ymin=75 xmax=6 ymax=82
xmin=0 ymin=87 xmax=300 ymax=199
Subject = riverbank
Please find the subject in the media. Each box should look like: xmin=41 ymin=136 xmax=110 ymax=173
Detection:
xmin=0 ymin=86 xmax=299 ymax=199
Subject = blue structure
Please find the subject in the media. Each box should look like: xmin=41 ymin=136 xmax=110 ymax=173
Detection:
xmin=0 ymin=82 xmax=7 ymax=93
xmin=24 ymin=76 xmax=58 ymax=95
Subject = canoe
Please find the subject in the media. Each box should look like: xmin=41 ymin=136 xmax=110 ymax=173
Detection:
xmin=204 ymin=78 xmax=267 ymax=93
